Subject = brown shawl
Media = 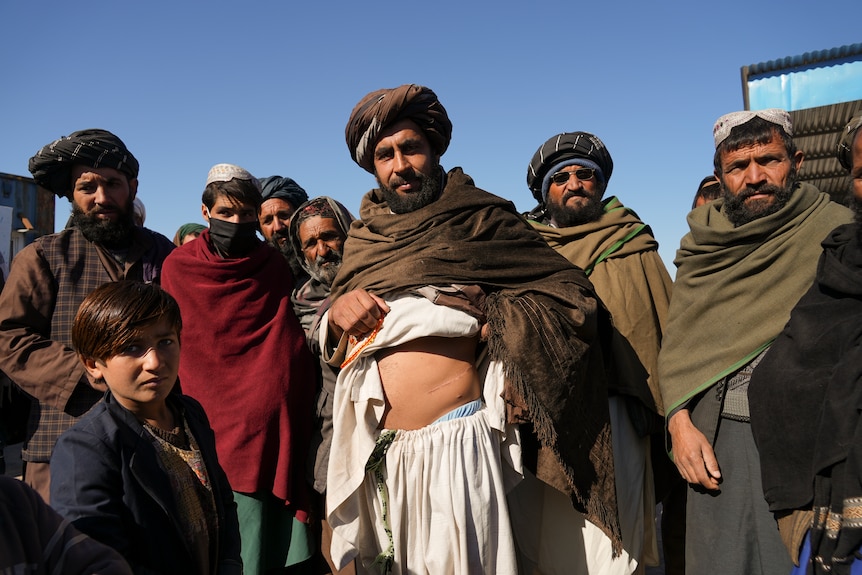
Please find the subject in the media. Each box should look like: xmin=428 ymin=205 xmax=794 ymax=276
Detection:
xmin=331 ymin=167 xmax=622 ymax=552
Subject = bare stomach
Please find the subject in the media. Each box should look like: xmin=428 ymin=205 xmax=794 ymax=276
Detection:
xmin=376 ymin=335 xmax=481 ymax=430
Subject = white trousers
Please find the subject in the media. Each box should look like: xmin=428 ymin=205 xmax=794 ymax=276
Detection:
xmin=335 ymin=408 xmax=518 ymax=575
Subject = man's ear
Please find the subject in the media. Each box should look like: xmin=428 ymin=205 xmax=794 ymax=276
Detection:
xmin=792 ymin=150 xmax=805 ymax=173
xmin=201 ymin=203 xmax=210 ymax=222
xmin=128 ymin=178 xmax=139 ymax=201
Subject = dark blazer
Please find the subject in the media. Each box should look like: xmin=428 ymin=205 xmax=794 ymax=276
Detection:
xmin=50 ymin=391 xmax=242 ymax=575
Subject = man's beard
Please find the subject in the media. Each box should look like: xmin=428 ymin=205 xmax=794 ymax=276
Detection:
xmin=722 ymin=167 xmax=797 ymax=227
xmin=545 ymin=191 xmax=605 ymax=228
xmin=267 ymin=232 xmax=293 ymax=259
xmin=377 ymin=166 xmax=441 ymax=214
xmin=268 ymin=234 xmax=308 ymax=280
xmin=71 ymin=200 xmax=136 ymax=247
xmin=307 ymin=251 xmax=343 ymax=286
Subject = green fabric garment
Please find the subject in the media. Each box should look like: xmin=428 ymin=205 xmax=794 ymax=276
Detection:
xmin=330 ymin=167 xmax=622 ymax=553
xmin=658 ymin=183 xmax=853 ymax=417
xmin=530 ymin=197 xmax=673 ymax=416
xmin=531 ymin=196 xmax=655 ymax=274
xmin=233 ymin=491 xmax=314 ymax=574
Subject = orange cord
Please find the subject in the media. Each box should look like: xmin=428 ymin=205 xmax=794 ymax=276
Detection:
xmin=341 ymin=316 xmax=385 ymax=369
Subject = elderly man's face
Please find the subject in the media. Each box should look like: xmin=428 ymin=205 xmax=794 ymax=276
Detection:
xmin=298 ymin=215 xmax=345 ymax=285
xmin=373 ymin=119 xmax=440 ymax=213
xmin=546 ymin=166 xmax=605 ymax=227
xmin=717 ymin=130 xmax=803 ymax=226
xmin=258 ymin=198 xmax=296 ymax=253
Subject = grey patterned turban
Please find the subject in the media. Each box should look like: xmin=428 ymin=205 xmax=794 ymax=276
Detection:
xmin=527 ymin=131 xmax=614 ymax=203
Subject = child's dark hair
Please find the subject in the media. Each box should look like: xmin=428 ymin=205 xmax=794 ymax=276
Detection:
xmin=72 ymin=281 xmax=182 ymax=362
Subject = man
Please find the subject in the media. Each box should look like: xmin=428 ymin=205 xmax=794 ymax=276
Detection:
xmin=324 ymin=84 xmax=619 ymax=575
xmin=0 ymin=129 xmax=174 ymax=502
xmin=691 ymin=175 xmax=721 ymax=209
xmin=525 ymin=131 xmax=676 ymax=574
xmin=749 ymin=111 xmax=862 ymax=574
xmin=161 ymin=164 xmax=317 ymax=575
xmin=658 ymin=109 xmax=854 ymax=574
xmin=258 ymin=175 xmax=309 ymax=277
xmin=287 ymin=196 xmax=356 ymax=574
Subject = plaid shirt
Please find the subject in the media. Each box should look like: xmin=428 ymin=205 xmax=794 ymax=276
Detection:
xmin=0 ymin=226 xmax=174 ymax=461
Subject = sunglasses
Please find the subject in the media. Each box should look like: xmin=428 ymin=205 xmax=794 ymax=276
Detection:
xmin=550 ymin=168 xmax=596 ymax=186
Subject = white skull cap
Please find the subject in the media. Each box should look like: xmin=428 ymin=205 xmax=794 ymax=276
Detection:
xmin=205 ymin=163 xmax=261 ymax=191
xmin=713 ymin=109 xmax=792 ymax=148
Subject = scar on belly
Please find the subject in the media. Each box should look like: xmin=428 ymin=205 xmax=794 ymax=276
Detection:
xmin=427 ymin=364 xmax=474 ymax=394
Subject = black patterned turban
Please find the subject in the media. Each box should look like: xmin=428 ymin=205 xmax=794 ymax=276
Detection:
xmin=29 ymin=129 xmax=139 ymax=199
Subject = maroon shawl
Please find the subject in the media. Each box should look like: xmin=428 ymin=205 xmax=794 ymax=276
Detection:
xmin=161 ymin=230 xmax=315 ymax=520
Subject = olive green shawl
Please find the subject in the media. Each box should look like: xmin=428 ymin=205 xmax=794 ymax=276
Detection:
xmin=530 ymin=197 xmax=673 ymax=414
xmin=658 ymin=183 xmax=853 ymax=417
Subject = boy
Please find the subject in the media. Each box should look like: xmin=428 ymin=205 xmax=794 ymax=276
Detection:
xmin=50 ymin=281 xmax=242 ymax=575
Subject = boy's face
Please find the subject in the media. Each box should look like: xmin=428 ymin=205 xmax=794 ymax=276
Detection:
xmin=82 ymin=317 xmax=179 ymax=415
xmin=202 ymin=195 xmax=258 ymax=224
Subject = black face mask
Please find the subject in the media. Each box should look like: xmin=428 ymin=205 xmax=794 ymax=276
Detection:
xmin=208 ymin=217 xmax=260 ymax=257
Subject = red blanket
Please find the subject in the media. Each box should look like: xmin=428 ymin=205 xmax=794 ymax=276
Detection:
xmin=162 ymin=230 xmax=315 ymax=520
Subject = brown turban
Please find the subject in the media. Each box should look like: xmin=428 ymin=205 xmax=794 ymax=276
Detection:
xmin=28 ymin=129 xmax=139 ymax=199
xmin=345 ymin=84 xmax=452 ymax=173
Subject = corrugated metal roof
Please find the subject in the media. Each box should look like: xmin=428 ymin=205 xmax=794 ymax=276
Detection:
xmin=746 ymin=43 xmax=862 ymax=76
xmin=791 ymin=99 xmax=862 ymax=205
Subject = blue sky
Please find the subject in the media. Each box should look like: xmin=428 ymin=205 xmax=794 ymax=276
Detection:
xmin=1 ymin=1 xmax=860 ymax=270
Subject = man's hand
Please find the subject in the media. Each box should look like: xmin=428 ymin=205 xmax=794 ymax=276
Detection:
xmin=328 ymin=289 xmax=390 ymax=339
xmin=668 ymin=409 xmax=721 ymax=490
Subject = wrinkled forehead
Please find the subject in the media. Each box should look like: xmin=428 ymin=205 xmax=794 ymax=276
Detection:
xmin=261 ymin=197 xmax=297 ymax=214
xmin=298 ymin=215 xmax=345 ymax=241
xmin=720 ymin=129 xmax=787 ymax=157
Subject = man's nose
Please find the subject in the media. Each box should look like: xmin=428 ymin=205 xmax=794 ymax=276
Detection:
xmin=393 ymin=150 xmax=410 ymax=173
xmin=742 ymin=163 xmax=767 ymax=186
xmin=93 ymin=184 xmax=109 ymax=204
xmin=564 ymin=175 xmax=584 ymax=190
